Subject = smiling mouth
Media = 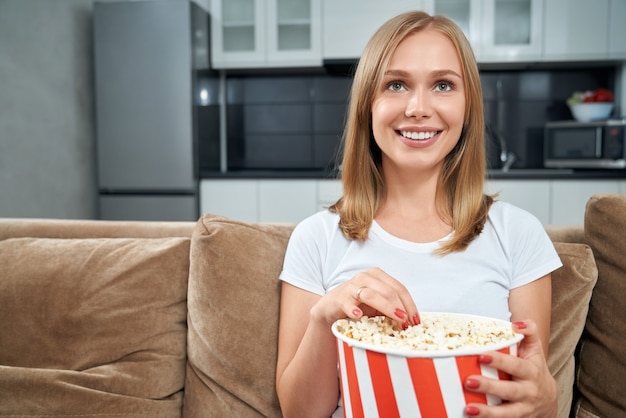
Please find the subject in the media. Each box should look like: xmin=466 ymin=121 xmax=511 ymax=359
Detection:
xmin=399 ymin=130 xmax=439 ymax=140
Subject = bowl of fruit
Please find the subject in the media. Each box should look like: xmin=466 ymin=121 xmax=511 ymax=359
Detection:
xmin=566 ymin=88 xmax=614 ymax=122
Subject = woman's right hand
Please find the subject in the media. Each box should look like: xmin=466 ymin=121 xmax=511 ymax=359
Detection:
xmin=276 ymin=268 xmax=420 ymax=418
xmin=309 ymin=267 xmax=421 ymax=329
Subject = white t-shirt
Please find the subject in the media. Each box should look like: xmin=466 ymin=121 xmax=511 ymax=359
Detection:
xmin=279 ymin=200 xmax=562 ymax=321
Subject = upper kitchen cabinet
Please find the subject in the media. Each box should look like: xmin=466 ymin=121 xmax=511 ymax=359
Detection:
xmin=544 ymin=0 xmax=610 ymax=61
xmin=322 ymin=0 xmax=425 ymax=60
xmin=609 ymin=0 xmax=626 ymax=58
xmin=479 ymin=0 xmax=543 ymax=61
xmin=424 ymin=0 xmax=543 ymax=62
xmin=422 ymin=0 xmax=480 ymax=51
xmin=210 ymin=0 xmax=321 ymax=68
xmin=543 ymin=0 xmax=626 ymax=61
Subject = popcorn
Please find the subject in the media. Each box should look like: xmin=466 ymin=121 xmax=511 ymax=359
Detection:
xmin=334 ymin=312 xmax=517 ymax=352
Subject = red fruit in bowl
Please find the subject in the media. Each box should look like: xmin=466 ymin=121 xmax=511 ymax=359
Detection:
xmin=593 ymin=88 xmax=613 ymax=102
xmin=583 ymin=95 xmax=596 ymax=103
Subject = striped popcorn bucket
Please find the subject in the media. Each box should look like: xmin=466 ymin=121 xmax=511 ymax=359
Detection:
xmin=332 ymin=314 xmax=523 ymax=418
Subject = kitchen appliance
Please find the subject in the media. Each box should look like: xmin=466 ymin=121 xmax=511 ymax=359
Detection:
xmin=94 ymin=0 xmax=219 ymax=221
xmin=543 ymin=118 xmax=626 ymax=169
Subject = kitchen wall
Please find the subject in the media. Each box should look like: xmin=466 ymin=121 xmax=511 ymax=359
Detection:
xmin=0 ymin=0 xmax=97 ymax=218
xmin=0 ymin=0 xmax=622 ymax=219
xmin=214 ymin=66 xmax=615 ymax=175
xmin=223 ymin=74 xmax=351 ymax=172
xmin=0 ymin=0 xmax=208 ymax=219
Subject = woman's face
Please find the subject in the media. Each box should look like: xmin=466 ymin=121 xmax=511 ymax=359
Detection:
xmin=371 ymin=28 xmax=466 ymax=175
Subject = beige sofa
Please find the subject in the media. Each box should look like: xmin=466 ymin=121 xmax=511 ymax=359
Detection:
xmin=0 ymin=193 xmax=624 ymax=418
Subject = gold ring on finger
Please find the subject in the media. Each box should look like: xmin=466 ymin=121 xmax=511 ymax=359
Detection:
xmin=355 ymin=286 xmax=365 ymax=302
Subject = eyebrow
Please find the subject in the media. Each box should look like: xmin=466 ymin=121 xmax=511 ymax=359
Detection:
xmin=384 ymin=69 xmax=463 ymax=80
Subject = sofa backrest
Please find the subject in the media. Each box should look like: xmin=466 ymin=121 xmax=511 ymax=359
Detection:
xmin=545 ymin=224 xmax=586 ymax=244
xmin=0 ymin=218 xmax=196 ymax=240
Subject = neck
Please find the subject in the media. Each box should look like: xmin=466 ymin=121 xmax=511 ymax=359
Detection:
xmin=375 ymin=168 xmax=452 ymax=242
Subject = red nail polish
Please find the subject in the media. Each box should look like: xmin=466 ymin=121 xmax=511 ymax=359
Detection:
xmin=478 ymin=354 xmax=492 ymax=364
xmin=465 ymin=405 xmax=480 ymax=416
xmin=402 ymin=319 xmax=409 ymax=330
xmin=465 ymin=378 xmax=480 ymax=389
xmin=352 ymin=308 xmax=361 ymax=317
xmin=413 ymin=313 xmax=421 ymax=325
xmin=513 ymin=321 xmax=527 ymax=329
xmin=394 ymin=308 xmax=407 ymax=319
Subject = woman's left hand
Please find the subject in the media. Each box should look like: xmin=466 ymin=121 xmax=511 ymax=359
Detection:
xmin=463 ymin=320 xmax=558 ymax=418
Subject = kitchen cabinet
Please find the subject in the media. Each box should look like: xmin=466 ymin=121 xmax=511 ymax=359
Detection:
xmin=486 ymin=179 xmax=551 ymax=224
xmin=550 ymin=180 xmax=621 ymax=225
xmin=201 ymin=178 xmax=625 ymax=225
xmin=478 ymin=0 xmax=543 ymax=61
xmin=200 ymin=179 xmax=258 ymax=222
xmin=424 ymin=0 xmax=543 ymax=62
xmin=609 ymin=0 xmax=626 ymax=58
xmin=200 ymin=179 xmax=319 ymax=223
xmin=487 ymin=179 xmax=625 ymax=225
xmin=321 ymin=0 xmax=425 ymax=60
xmin=543 ymin=0 xmax=610 ymax=61
xmin=210 ymin=0 xmax=321 ymax=68
xmin=423 ymin=0 xmax=481 ymax=47
xmin=544 ymin=0 xmax=626 ymax=61
xmin=258 ymin=180 xmax=317 ymax=222
xmin=317 ymin=179 xmax=343 ymax=210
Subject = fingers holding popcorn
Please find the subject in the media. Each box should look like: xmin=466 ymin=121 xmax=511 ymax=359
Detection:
xmin=345 ymin=268 xmax=420 ymax=328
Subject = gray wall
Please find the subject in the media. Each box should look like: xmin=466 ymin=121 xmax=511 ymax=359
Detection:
xmin=0 ymin=0 xmax=97 ymax=219
xmin=0 ymin=0 xmax=208 ymax=219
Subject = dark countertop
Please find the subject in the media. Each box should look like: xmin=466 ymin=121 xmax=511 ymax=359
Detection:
xmin=200 ymin=169 xmax=339 ymax=179
xmin=200 ymin=168 xmax=626 ymax=180
xmin=486 ymin=168 xmax=626 ymax=180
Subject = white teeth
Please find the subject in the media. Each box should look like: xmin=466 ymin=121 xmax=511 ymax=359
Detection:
xmin=400 ymin=130 xmax=437 ymax=140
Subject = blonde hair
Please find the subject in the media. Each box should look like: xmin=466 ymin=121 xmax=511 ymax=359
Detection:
xmin=329 ymin=11 xmax=493 ymax=255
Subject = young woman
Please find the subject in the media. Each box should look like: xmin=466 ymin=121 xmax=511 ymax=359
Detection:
xmin=276 ymin=11 xmax=561 ymax=418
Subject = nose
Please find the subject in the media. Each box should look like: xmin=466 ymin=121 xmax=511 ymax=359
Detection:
xmin=405 ymin=89 xmax=431 ymax=118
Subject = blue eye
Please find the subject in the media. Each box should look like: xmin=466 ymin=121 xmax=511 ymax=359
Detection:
xmin=387 ymin=81 xmax=405 ymax=91
xmin=435 ymin=81 xmax=453 ymax=92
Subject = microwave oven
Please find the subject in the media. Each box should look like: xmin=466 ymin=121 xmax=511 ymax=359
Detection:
xmin=544 ymin=118 xmax=626 ymax=169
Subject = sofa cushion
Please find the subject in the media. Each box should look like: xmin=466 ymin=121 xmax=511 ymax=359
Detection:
xmin=576 ymin=194 xmax=626 ymax=418
xmin=184 ymin=214 xmax=293 ymax=418
xmin=0 ymin=236 xmax=189 ymax=417
xmin=549 ymin=242 xmax=598 ymax=418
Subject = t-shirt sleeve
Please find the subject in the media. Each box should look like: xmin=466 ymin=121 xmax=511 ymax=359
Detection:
xmin=279 ymin=214 xmax=328 ymax=295
xmin=505 ymin=205 xmax=563 ymax=289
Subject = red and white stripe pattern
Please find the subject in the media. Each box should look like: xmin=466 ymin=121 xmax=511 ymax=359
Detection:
xmin=336 ymin=340 xmax=516 ymax=418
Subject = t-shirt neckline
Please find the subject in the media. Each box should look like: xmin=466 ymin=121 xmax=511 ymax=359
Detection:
xmin=370 ymin=220 xmax=453 ymax=253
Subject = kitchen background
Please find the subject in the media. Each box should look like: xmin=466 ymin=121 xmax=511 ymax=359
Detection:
xmin=1 ymin=0 xmax=626 ymax=224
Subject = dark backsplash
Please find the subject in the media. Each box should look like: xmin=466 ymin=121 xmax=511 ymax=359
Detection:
xmin=225 ymin=75 xmax=351 ymax=172
xmin=217 ymin=66 xmax=616 ymax=173
xmin=481 ymin=67 xmax=615 ymax=169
